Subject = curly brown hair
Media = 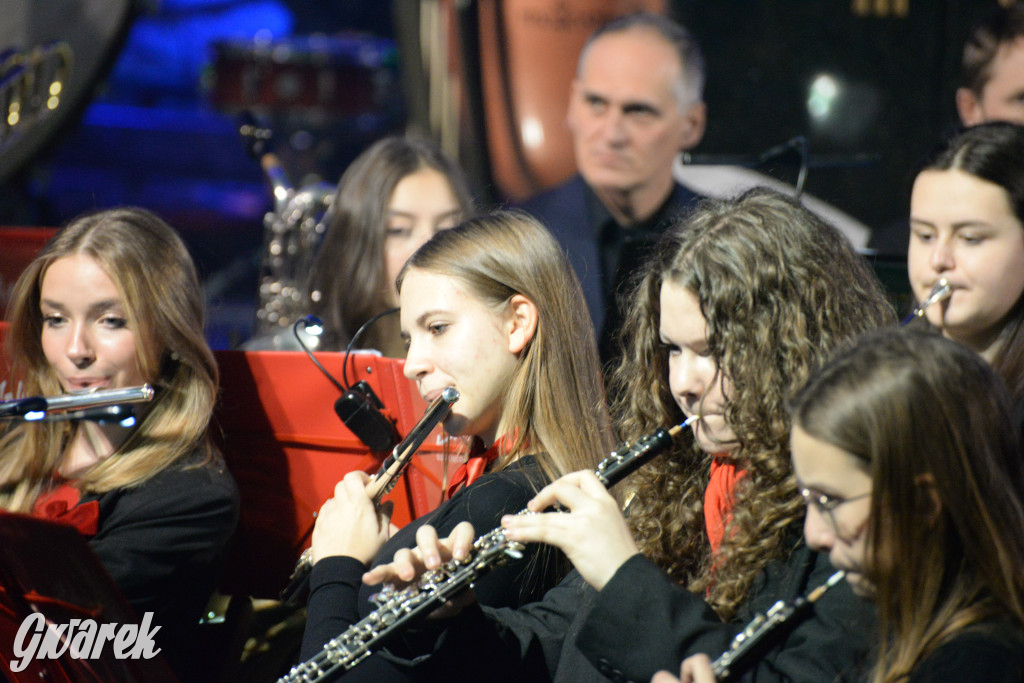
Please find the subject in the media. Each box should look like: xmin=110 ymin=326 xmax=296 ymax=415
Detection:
xmin=608 ymin=188 xmax=895 ymax=620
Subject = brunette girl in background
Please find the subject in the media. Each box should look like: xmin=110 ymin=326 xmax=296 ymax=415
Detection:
xmin=907 ymin=121 xmax=1024 ymax=433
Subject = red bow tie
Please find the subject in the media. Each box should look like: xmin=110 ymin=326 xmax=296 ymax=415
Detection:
xmin=446 ymin=437 xmax=503 ymax=499
xmin=32 ymin=482 xmax=100 ymax=537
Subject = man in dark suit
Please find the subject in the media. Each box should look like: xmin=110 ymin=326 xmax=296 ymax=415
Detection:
xmin=519 ymin=12 xmax=706 ymax=360
xmin=956 ymin=3 xmax=1024 ymax=127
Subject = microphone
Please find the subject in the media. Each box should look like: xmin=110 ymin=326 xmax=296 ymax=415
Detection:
xmin=756 ymin=135 xmax=808 ymax=198
xmin=293 ymin=315 xmax=401 ymax=453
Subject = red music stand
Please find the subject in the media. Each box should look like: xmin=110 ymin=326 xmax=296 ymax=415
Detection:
xmin=0 ymin=513 xmax=177 ymax=682
xmin=212 ymin=349 xmax=450 ymax=598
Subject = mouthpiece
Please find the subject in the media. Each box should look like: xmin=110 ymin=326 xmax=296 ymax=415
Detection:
xmin=903 ymin=278 xmax=951 ymax=325
xmin=807 ymin=570 xmax=845 ymax=602
xmin=918 ymin=278 xmax=952 ymax=313
xmin=669 ymin=414 xmax=701 ymax=438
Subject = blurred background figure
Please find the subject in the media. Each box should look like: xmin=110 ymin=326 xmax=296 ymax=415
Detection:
xmin=2 ymin=1 xmax=1013 ymax=345
xmin=957 ymin=2 xmax=1024 ymax=126
xmin=516 ymin=12 xmax=705 ymax=362
xmin=245 ymin=135 xmax=474 ymax=355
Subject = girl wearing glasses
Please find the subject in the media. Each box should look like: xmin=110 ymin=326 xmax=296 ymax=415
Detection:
xmin=670 ymin=327 xmax=1024 ymax=682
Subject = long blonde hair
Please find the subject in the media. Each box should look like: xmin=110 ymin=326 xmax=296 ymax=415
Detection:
xmin=397 ymin=210 xmax=613 ymax=483
xmin=0 ymin=207 xmax=219 ymax=511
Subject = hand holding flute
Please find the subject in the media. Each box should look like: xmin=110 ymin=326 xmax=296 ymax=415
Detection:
xmin=365 ymin=420 xmax=695 ymax=592
xmin=311 ymin=471 xmax=396 ymax=565
xmin=308 ymin=387 xmax=460 ymax=566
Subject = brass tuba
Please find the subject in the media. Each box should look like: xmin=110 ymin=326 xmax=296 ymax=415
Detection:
xmin=242 ymin=117 xmax=335 ymax=340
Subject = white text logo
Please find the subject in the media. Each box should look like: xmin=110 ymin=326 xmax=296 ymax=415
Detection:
xmin=11 ymin=612 xmax=161 ymax=672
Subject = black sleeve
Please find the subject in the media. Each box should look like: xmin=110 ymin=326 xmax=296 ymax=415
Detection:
xmin=87 ymin=461 xmax=239 ymax=677
xmin=89 ymin=463 xmax=239 ymax=619
xmin=300 ymin=555 xmax=369 ymax=661
xmin=382 ymin=569 xmax=593 ymax=683
xmin=577 ymin=550 xmax=874 ymax=683
xmin=908 ymin=631 xmax=1024 ymax=682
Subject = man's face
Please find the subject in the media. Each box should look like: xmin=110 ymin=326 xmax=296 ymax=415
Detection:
xmin=957 ymin=37 xmax=1024 ymax=125
xmin=567 ymin=28 xmax=705 ymax=204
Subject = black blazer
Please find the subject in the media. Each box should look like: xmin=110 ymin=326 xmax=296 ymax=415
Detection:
xmin=84 ymin=455 xmax=239 ymax=679
xmin=517 ymin=174 xmax=702 ymax=347
xmin=386 ymin=541 xmax=875 ymax=683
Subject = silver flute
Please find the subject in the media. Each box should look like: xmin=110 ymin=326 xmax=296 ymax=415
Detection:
xmin=278 ymin=417 xmax=696 ymax=683
xmin=279 ymin=388 xmax=460 ymax=605
xmin=901 ymin=278 xmax=952 ymax=325
xmin=0 ymin=384 xmax=154 ymax=420
xmin=711 ymin=569 xmax=846 ymax=682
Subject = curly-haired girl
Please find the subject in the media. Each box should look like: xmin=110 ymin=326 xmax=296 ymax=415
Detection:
xmin=368 ymin=187 xmax=896 ymax=682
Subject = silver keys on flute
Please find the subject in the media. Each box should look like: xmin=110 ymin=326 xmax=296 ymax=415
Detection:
xmin=0 ymin=384 xmax=155 ymax=420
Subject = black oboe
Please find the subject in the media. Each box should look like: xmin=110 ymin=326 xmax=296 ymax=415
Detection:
xmin=711 ymin=570 xmax=846 ymax=682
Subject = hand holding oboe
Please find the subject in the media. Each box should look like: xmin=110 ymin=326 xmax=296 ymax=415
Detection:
xmin=362 ymin=520 xmax=477 ymax=589
xmin=500 ymin=470 xmax=642 ymax=591
xmin=364 ymin=420 xmax=694 ymax=593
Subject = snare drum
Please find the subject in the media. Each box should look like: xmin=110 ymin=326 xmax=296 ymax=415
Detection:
xmin=208 ymin=34 xmax=398 ymax=115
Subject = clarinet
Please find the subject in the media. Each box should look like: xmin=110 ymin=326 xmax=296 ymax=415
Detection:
xmin=280 ymin=388 xmax=460 ymax=605
xmin=710 ymin=570 xmax=846 ymax=682
xmin=277 ymin=417 xmax=696 ymax=683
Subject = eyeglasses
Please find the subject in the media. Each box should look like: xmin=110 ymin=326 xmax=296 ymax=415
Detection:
xmin=799 ymin=486 xmax=871 ymax=534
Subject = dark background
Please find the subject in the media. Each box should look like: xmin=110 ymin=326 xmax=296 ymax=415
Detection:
xmin=0 ymin=0 xmax=1005 ymax=346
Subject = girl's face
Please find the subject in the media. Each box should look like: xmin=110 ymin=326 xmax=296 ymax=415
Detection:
xmin=908 ymin=168 xmax=1024 ymax=359
xmin=39 ymin=254 xmax=148 ymax=393
xmin=659 ymin=280 xmax=737 ymax=455
xmin=400 ymin=268 xmax=521 ymax=446
xmin=383 ymin=168 xmax=462 ymax=306
xmin=790 ymin=424 xmax=874 ymax=597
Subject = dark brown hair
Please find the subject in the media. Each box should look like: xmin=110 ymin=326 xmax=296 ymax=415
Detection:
xmin=609 ymin=187 xmax=895 ymax=619
xmin=790 ymin=327 xmax=1024 ymax=682
xmin=307 ymin=136 xmax=473 ymax=353
xmin=919 ymin=121 xmax=1024 ymax=403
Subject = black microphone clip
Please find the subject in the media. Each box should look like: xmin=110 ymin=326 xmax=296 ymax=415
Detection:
xmin=333 ymin=381 xmax=400 ymax=453
xmin=294 ymin=315 xmax=400 ymax=453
